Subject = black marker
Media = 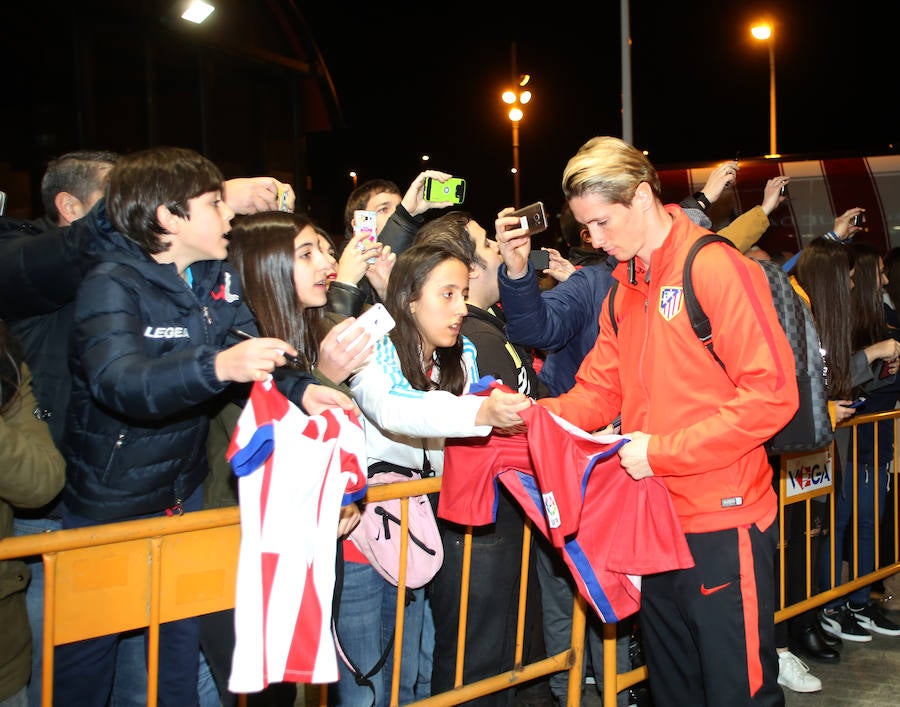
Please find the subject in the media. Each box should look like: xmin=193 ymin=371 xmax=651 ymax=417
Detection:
xmin=229 ymin=328 xmax=302 ymax=364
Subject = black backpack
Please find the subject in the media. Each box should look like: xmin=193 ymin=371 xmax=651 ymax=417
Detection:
xmin=607 ymin=235 xmax=833 ymax=455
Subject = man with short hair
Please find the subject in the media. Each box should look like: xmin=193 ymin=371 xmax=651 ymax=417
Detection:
xmin=38 ymin=150 xmax=118 ymax=228
xmin=498 ymin=136 xmax=799 ymax=705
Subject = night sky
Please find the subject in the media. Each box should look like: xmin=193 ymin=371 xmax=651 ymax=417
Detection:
xmin=301 ymin=1 xmax=898 ymax=232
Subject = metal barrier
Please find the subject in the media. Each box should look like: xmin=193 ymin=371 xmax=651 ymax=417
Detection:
xmin=1 ymin=409 xmax=898 ymax=706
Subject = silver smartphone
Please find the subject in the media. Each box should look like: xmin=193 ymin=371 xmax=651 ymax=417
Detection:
xmin=510 ymin=201 xmax=549 ymax=236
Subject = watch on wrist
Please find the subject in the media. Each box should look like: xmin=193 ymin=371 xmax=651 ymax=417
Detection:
xmin=692 ymin=191 xmax=711 ymax=210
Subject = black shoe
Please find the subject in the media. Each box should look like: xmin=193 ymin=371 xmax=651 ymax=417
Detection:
xmin=791 ymin=625 xmax=841 ymax=664
xmin=815 ymin=621 xmax=842 ymax=649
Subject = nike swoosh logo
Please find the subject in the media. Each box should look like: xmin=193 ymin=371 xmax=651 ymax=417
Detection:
xmin=699 ymin=582 xmax=732 ymax=596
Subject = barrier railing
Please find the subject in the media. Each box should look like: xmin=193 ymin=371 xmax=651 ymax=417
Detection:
xmin=1 ymin=409 xmax=897 ymax=706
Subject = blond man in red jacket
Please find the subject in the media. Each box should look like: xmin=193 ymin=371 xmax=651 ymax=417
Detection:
xmin=498 ymin=136 xmax=798 ymax=706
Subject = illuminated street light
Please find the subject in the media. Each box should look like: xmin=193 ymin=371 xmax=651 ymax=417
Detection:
xmin=751 ymin=21 xmax=779 ymax=158
xmin=181 ymin=1 xmax=215 ymax=23
xmin=349 ymin=171 xmax=357 ymax=188
xmin=502 ymin=74 xmax=531 ymax=207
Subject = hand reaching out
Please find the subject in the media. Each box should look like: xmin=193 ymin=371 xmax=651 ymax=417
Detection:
xmin=403 ymin=170 xmax=457 ymax=216
xmin=495 ymin=207 xmax=531 ymax=279
xmin=475 ymin=388 xmax=531 ymax=432
xmin=545 ymin=248 xmax=576 ymax=283
xmin=336 ymin=230 xmax=381 ymax=286
xmin=364 ymin=245 xmax=396 ymax=301
xmin=317 ymin=317 xmax=376 ymax=383
xmin=698 ymin=161 xmax=739 ymax=204
xmin=223 ymin=177 xmax=294 ymax=214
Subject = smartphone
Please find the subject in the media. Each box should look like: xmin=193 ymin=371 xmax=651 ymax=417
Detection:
xmin=780 ymin=183 xmax=788 ymax=197
xmin=852 ymin=212 xmax=866 ymax=227
xmin=277 ymin=185 xmax=291 ymax=212
xmin=510 ymin=201 xmax=549 ymax=236
xmin=528 ymin=249 xmax=550 ymax=271
xmin=353 ymin=209 xmax=378 ymax=264
xmin=336 ymin=303 xmax=396 ymax=346
xmin=849 ymin=397 xmax=867 ymax=409
xmin=423 ymin=177 xmax=466 ymax=204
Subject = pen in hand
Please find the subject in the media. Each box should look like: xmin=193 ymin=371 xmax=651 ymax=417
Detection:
xmin=229 ymin=328 xmax=302 ymax=364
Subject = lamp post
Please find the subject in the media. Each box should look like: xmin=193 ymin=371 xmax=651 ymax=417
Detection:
xmin=501 ymin=75 xmax=531 ymax=208
xmin=349 ymin=171 xmax=357 ymax=188
xmin=751 ymin=22 xmax=778 ymax=158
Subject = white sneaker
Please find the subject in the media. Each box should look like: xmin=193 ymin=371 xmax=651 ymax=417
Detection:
xmin=777 ymin=651 xmax=822 ymax=693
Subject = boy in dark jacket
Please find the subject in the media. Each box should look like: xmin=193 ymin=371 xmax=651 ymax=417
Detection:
xmin=53 ymin=146 xmax=354 ymax=707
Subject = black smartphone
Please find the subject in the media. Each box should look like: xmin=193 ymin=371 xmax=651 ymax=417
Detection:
xmin=852 ymin=212 xmax=866 ymax=227
xmin=528 ymin=249 xmax=550 ymax=271
xmin=780 ymin=183 xmax=788 ymax=197
xmin=510 ymin=201 xmax=549 ymax=236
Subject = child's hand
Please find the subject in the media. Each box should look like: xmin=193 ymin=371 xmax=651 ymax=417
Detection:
xmin=337 ymin=503 xmax=362 ymax=539
xmin=215 ymin=337 xmax=297 ymax=383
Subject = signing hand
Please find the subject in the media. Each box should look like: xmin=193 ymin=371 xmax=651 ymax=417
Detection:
xmin=215 ymin=337 xmax=297 ymax=383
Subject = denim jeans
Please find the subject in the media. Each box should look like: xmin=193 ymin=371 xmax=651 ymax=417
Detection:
xmin=0 ymin=687 xmax=28 ymax=707
xmin=330 ymin=561 xmax=425 ymax=707
xmin=12 ymin=516 xmax=60 ymax=707
xmin=108 ymin=630 xmax=219 ymax=707
xmin=54 ymin=487 xmax=203 ymax=707
xmin=820 ymin=460 xmax=891 ymax=606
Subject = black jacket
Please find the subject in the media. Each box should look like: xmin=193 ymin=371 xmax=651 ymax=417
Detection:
xmin=461 ymin=304 xmax=549 ymax=400
xmin=61 ymin=201 xmax=314 ymax=522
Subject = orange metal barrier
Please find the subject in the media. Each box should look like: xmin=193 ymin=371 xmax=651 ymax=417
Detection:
xmin=2 ymin=410 xmax=898 ymax=707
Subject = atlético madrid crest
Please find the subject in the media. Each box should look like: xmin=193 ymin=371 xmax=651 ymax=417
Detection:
xmin=658 ymin=287 xmax=683 ymax=321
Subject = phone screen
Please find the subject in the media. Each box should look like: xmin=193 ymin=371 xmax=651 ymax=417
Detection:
xmin=528 ymin=249 xmax=550 ymax=271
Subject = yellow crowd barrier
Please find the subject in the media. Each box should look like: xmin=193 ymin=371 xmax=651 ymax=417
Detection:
xmin=1 ymin=409 xmax=898 ymax=706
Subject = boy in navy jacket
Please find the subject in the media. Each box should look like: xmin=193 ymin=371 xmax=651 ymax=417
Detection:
xmin=54 ymin=146 xmax=354 ymax=707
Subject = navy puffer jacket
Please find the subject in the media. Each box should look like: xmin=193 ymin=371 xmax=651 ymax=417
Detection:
xmin=62 ymin=201 xmax=313 ymax=521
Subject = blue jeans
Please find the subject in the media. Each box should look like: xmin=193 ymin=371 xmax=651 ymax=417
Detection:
xmin=0 ymin=687 xmax=28 ymax=707
xmin=13 ymin=516 xmax=60 ymax=707
xmin=330 ymin=561 xmax=425 ymax=707
xmin=109 ymin=630 xmax=219 ymax=707
xmin=54 ymin=488 xmax=203 ymax=707
xmin=820 ymin=460 xmax=891 ymax=606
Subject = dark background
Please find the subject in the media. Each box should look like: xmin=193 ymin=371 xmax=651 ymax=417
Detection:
xmin=2 ymin=0 xmax=897 ymax=239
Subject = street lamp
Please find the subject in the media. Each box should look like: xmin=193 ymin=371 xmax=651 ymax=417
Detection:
xmin=349 ymin=171 xmax=358 ymax=188
xmin=501 ymin=74 xmax=531 ymax=207
xmin=751 ymin=22 xmax=779 ymax=158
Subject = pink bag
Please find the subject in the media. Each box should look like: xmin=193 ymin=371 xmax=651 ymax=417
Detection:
xmin=349 ymin=471 xmax=444 ymax=588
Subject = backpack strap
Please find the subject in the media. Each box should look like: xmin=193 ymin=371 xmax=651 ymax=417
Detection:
xmin=331 ymin=541 xmax=400 ymax=707
xmin=683 ymin=234 xmax=737 ymax=372
xmin=607 ymin=280 xmax=619 ymax=335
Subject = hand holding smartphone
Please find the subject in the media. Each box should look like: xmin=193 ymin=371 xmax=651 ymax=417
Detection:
xmin=353 ymin=209 xmax=378 ymax=264
xmin=423 ymin=177 xmax=466 ymax=204
xmin=336 ymin=303 xmax=396 ymax=347
xmin=510 ymin=201 xmax=549 ymax=236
